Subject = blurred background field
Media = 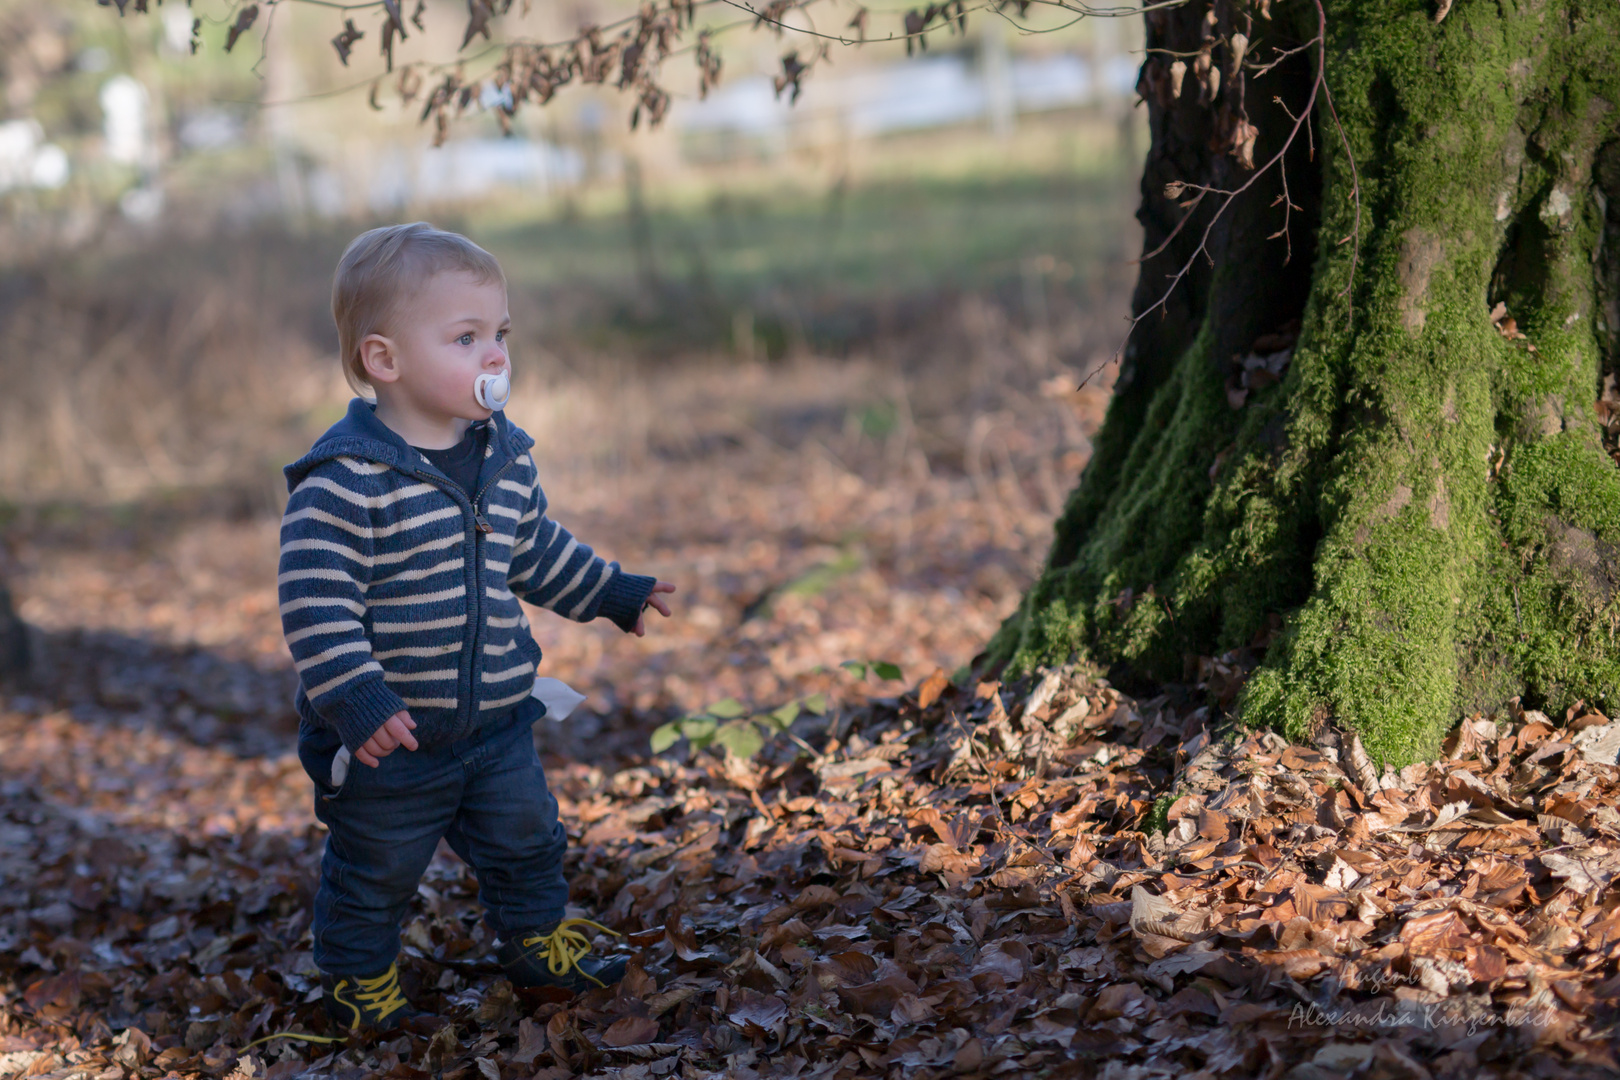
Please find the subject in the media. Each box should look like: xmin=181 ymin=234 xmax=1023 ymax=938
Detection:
xmin=0 ymin=0 xmax=1142 ymax=765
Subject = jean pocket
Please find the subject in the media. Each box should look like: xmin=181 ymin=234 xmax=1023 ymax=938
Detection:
xmin=297 ymin=724 xmax=352 ymax=802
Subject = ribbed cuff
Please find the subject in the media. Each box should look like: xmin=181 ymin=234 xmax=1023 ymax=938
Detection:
xmin=596 ymin=569 xmax=658 ymax=633
xmin=319 ymin=677 xmax=410 ymax=755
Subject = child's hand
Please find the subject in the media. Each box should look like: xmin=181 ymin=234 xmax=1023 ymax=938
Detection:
xmin=356 ymin=710 xmax=418 ymax=767
xmin=634 ymin=582 xmax=677 ymax=637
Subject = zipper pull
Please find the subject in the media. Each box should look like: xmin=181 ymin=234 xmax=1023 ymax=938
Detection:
xmin=474 ymin=512 xmax=493 ymax=534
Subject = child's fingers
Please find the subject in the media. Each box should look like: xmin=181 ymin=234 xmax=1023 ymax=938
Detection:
xmin=389 ymin=717 xmax=419 ymax=751
xmin=633 ymin=616 xmax=646 ymax=637
xmin=372 ymin=727 xmax=399 ymax=752
xmin=356 ymin=746 xmax=381 ymax=768
xmin=647 ymin=595 xmax=672 ymax=617
xmin=653 ymin=582 xmax=677 ymax=594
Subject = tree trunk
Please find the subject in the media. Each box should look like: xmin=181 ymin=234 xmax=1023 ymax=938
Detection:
xmin=990 ymin=0 xmax=1620 ymax=766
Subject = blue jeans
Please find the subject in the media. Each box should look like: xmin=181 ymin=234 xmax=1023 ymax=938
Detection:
xmin=296 ymin=700 xmax=567 ymax=976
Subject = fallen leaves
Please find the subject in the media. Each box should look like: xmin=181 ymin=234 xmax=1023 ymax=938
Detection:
xmin=8 ymin=535 xmax=1620 ymax=1074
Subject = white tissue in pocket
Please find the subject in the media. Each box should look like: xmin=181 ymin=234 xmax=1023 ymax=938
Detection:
xmin=531 ymin=677 xmax=587 ymax=721
xmin=331 ymin=745 xmax=352 ymax=787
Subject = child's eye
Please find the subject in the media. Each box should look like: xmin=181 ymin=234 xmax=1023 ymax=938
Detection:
xmin=458 ymin=333 xmax=474 ymax=346
xmin=496 ymin=329 xmax=507 ymax=342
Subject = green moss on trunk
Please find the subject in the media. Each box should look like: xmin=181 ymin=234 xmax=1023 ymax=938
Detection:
xmin=993 ymin=0 xmax=1620 ymax=766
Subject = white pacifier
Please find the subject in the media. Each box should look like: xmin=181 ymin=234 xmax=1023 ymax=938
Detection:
xmin=473 ymin=369 xmax=511 ymax=411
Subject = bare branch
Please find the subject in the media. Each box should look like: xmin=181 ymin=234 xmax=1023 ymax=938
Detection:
xmin=1074 ymin=0 xmax=1360 ymax=393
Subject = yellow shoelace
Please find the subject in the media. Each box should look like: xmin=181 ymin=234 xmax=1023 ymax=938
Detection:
xmin=344 ymin=963 xmax=410 ymax=1023
xmin=239 ymin=962 xmax=413 ymax=1052
xmin=519 ymin=918 xmax=622 ymax=987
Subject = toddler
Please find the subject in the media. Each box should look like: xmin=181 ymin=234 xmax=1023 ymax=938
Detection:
xmin=278 ymin=222 xmax=673 ymax=1032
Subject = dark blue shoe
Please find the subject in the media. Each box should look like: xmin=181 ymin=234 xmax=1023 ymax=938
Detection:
xmin=496 ymin=919 xmax=627 ymax=994
xmin=320 ymin=961 xmax=422 ymax=1033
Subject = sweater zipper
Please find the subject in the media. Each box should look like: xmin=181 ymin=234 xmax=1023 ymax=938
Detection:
xmin=410 ymin=453 xmax=516 ymax=730
xmin=464 ymin=457 xmax=517 ymax=724
xmin=412 ymin=466 xmax=481 ymax=727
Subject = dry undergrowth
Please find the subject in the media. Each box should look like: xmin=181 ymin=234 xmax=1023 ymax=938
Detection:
xmin=4 ymin=663 xmax=1620 ymax=1080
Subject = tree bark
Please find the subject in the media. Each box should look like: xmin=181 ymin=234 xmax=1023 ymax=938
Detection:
xmin=990 ymin=0 xmax=1620 ymax=765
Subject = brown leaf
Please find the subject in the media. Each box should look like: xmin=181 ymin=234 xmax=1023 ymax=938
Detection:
xmin=1163 ymin=987 xmax=1220 ymax=1017
xmin=474 ymin=978 xmax=517 ymax=1024
xmin=1400 ymin=909 xmax=1472 ymax=953
xmin=223 ymin=4 xmax=258 ymax=52
xmin=760 ymin=917 xmax=814 ymax=951
xmin=1276 ymin=949 xmax=1328 ymax=980
xmin=910 ymin=807 xmax=980 ymax=849
xmin=645 ymin=983 xmax=697 ymax=1019
xmin=625 ymin=926 xmax=666 ymax=948
xmin=330 ymin=19 xmax=363 ymax=66
xmin=827 ymin=950 xmax=878 ymax=983
xmin=665 ymin=910 xmax=718 ymax=961
xmin=916 ymin=842 xmax=979 ymax=875
xmin=23 ymin=972 xmax=80 ymax=1013
xmin=461 ymin=0 xmax=494 ymax=49
xmin=953 ymin=1038 xmax=985 ymax=1071
xmin=1090 ymin=982 xmax=1155 ymax=1021
xmin=1541 ymin=851 xmax=1618 ymax=896
xmin=512 ymin=1018 xmax=547 ymax=1065
xmin=727 ymin=987 xmax=788 ymax=1040
xmin=917 ymin=668 xmax=949 ymax=710
xmin=835 ymin=976 xmax=914 ymax=1018
xmin=602 ymin=1015 xmax=660 ymax=1047
xmin=970 ymin=942 xmax=1024 ymax=983
xmin=1197 ymin=806 xmax=1231 ymax=843
xmin=1574 ymin=722 xmax=1620 ymax=765
xmin=890 ymin=993 xmax=939 ymax=1025
xmin=791 ymin=884 xmax=840 ymax=910
xmin=111 ymin=1027 xmax=151 ymax=1067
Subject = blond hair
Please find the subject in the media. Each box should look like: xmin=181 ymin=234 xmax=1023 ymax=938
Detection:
xmin=331 ymin=222 xmax=505 ymax=394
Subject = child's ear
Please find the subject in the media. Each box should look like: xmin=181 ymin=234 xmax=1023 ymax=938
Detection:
xmin=359 ymin=334 xmax=400 ymax=385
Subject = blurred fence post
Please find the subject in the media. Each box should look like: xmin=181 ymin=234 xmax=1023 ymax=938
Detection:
xmin=265 ymin=15 xmax=308 ymax=228
xmin=981 ymin=20 xmax=1015 ymax=140
xmin=624 ymin=156 xmax=660 ymax=292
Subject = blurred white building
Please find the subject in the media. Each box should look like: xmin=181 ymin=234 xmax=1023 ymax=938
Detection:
xmin=100 ymin=75 xmax=154 ymax=167
xmin=0 ymin=119 xmax=69 ymax=192
xmin=300 ymin=138 xmax=586 ymax=218
xmin=677 ymin=50 xmax=1138 ymax=150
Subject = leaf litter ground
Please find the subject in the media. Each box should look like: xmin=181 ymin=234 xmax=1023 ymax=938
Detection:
xmin=5 ymin=343 xmax=1620 ymax=1077
xmin=8 ymin=656 xmax=1620 ymax=1080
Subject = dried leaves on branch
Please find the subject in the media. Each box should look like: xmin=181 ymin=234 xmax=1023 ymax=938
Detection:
xmin=108 ymin=0 xmax=1025 ymax=143
xmin=5 ymin=662 xmax=1620 ymax=1078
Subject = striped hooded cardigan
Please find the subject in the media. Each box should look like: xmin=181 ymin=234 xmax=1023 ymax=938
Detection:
xmin=278 ymin=399 xmax=654 ymax=754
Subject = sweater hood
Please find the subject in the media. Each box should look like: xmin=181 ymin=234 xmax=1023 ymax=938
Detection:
xmin=284 ymin=397 xmax=534 ymax=493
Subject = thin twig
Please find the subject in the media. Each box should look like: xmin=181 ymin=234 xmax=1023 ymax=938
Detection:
xmin=949 ymin=711 xmax=1074 ymax=873
xmin=1127 ymin=28 xmax=1326 ymax=331
xmin=1134 ymin=189 xmax=1209 ymax=265
xmin=1246 ymin=39 xmax=1316 ymax=78
xmin=1077 ymin=0 xmax=1361 ymax=391
xmin=1127 ymin=858 xmax=1271 ymax=878
xmin=1317 ymin=71 xmax=1361 ymax=326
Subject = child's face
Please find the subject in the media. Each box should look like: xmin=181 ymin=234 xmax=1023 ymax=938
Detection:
xmin=375 ymin=270 xmax=511 ymax=421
